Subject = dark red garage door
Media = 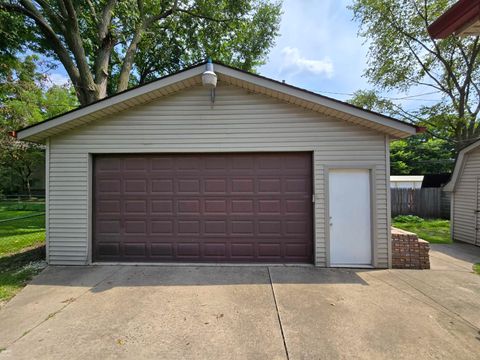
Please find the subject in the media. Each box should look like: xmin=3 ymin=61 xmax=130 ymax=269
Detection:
xmin=93 ymin=153 xmax=313 ymax=263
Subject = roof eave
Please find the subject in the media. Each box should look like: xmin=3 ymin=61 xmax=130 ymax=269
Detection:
xmin=428 ymin=0 xmax=480 ymax=39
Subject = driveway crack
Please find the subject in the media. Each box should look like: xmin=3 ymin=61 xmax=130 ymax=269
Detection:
xmin=267 ymin=267 xmax=290 ymax=360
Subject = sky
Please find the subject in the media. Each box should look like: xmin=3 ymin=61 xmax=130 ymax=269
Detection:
xmin=258 ymin=0 xmax=370 ymax=102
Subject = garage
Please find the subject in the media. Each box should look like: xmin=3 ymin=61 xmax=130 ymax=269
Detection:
xmin=93 ymin=153 xmax=313 ymax=263
xmin=15 ymin=61 xmax=418 ymax=267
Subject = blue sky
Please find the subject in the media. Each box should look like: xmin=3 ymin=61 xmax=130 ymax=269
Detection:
xmin=257 ymin=0 xmax=444 ymax=109
xmin=258 ymin=0 xmax=370 ymax=101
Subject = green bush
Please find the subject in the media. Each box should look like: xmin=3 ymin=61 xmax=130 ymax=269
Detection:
xmin=393 ymin=215 xmax=424 ymax=223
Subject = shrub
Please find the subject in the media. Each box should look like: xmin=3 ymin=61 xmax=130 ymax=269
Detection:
xmin=393 ymin=215 xmax=424 ymax=223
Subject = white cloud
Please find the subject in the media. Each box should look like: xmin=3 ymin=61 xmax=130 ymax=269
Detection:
xmin=280 ymin=47 xmax=334 ymax=78
xmin=46 ymin=72 xmax=70 ymax=87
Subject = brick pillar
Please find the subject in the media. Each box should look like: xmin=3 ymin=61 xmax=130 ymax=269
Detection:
xmin=391 ymin=227 xmax=430 ymax=269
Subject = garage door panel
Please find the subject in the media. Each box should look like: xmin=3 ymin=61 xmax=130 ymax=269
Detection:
xmin=151 ymin=179 xmax=174 ymax=193
xmin=124 ymin=243 xmax=146 ymax=256
xmin=151 ymin=220 xmax=174 ymax=235
xmin=204 ymin=200 xmax=227 ymax=214
xmin=204 ymin=178 xmax=227 ymax=193
xmin=151 ymin=200 xmax=174 ymax=214
xmin=97 ymin=243 xmax=120 ymax=257
xmin=150 ymin=243 xmax=174 ymax=257
xmin=93 ymin=153 xmax=312 ymax=263
xmin=177 ymin=243 xmax=201 ymax=257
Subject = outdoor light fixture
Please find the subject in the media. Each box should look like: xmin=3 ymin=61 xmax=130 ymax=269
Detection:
xmin=202 ymin=58 xmax=217 ymax=103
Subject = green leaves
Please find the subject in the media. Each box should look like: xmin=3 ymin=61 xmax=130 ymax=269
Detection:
xmin=349 ymin=89 xmax=455 ymax=175
xmin=350 ymin=0 xmax=480 ymax=153
xmin=0 ymin=57 xmax=78 ymax=195
xmin=131 ymin=0 xmax=281 ymax=85
xmin=390 ymin=136 xmax=454 ymax=175
xmin=0 ymin=0 xmax=282 ymax=103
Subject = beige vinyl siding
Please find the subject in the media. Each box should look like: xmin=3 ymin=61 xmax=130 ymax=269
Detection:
xmin=452 ymin=148 xmax=480 ymax=245
xmin=48 ymin=82 xmax=390 ymax=266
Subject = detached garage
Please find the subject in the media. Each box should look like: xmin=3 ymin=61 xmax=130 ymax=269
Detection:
xmin=16 ymin=61 xmax=418 ymax=267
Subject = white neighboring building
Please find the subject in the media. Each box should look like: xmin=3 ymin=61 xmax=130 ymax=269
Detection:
xmin=390 ymin=176 xmax=424 ymax=189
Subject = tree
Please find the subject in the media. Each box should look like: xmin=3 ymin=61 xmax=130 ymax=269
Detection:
xmin=0 ymin=56 xmax=77 ymax=196
xmin=350 ymin=0 xmax=480 ymax=151
xmin=389 ymin=136 xmax=453 ymax=174
xmin=0 ymin=0 xmax=281 ymax=105
xmin=349 ymin=89 xmax=455 ymax=175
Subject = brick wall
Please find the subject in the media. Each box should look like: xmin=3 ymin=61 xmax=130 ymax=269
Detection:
xmin=391 ymin=227 xmax=430 ymax=269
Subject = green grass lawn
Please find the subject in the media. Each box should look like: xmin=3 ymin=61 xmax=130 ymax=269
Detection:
xmin=0 ymin=200 xmax=45 ymax=212
xmin=0 ymin=247 xmax=45 ymax=303
xmin=392 ymin=216 xmax=451 ymax=244
xmin=0 ymin=200 xmax=46 ymax=304
xmin=473 ymin=263 xmax=480 ymax=275
xmin=0 ymin=215 xmax=46 ymax=256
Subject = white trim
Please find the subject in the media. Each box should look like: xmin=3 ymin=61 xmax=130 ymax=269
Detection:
xmin=45 ymin=138 xmax=50 ymax=264
xmin=311 ymin=151 xmax=318 ymax=266
xmin=87 ymin=154 xmax=93 ymax=265
xmin=476 ymin=176 xmax=480 ymax=246
xmin=444 ymin=139 xmax=480 ymax=192
xmin=385 ymin=135 xmax=392 ymax=268
xmin=17 ymin=63 xmax=417 ymax=142
xmin=450 ymin=193 xmax=455 ymax=241
xmin=328 ymin=264 xmax=374 ymax=269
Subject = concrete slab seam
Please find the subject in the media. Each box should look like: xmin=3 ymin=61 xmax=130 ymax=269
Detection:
xmin=267 ymin=267 xmax=290 ymax=360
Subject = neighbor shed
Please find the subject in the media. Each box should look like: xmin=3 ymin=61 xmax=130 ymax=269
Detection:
xmin=444 ymin=139 xmax=480 ymax=246
xmin=16 ymin=62 xmax=418 ymax=267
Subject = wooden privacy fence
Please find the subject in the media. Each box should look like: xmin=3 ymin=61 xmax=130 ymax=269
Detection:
xmin=391 ymin=188 xmax=450 ymax=219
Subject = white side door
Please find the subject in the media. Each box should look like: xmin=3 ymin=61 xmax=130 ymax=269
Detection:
xmin=329 ymin=169 xmax=372 ymax=266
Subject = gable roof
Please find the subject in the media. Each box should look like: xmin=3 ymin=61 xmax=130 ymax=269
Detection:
xmin=444 ymin=138 xmax=480 ymax=191
xmin=16 ymin=61 xmax=419 ymax=143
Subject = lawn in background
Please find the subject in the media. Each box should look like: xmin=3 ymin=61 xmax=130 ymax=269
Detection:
xmin=0 ymin=200 xmax=46 ymax=304
xmin=392 ymin=215 xmax=451 ymax=244
xmin=473 ymin=263 xmax=480 ymax=275
xmin=0 ymin=215 xmax=45 ymax=256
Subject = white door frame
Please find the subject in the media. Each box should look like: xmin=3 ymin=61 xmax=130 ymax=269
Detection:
xmin=324 ymin=165 xmax=377 ymax=267
xmin=475 ymin=176 xmax=480 ymax=246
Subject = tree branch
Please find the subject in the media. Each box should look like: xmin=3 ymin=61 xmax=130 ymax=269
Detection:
xmin=117 ymin=1 xmax=178 ymax=92
xmin=176 ymin=8 xmax=233 ymax=23
xmin=93 ymin=0 xmax=117 ymax=95
xmin=0 ymin=1 xmax=80 ymax=88
xmin=58 ymin=0 xmax=97 ymax=101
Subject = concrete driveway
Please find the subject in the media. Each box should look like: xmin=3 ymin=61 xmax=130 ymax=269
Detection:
xmin=1 ymin=243 xmax=480 ymax=359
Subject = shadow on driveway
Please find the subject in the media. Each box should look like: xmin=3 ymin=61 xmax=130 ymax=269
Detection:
xmin=30 ymin=265 xmax=369 ymax=293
